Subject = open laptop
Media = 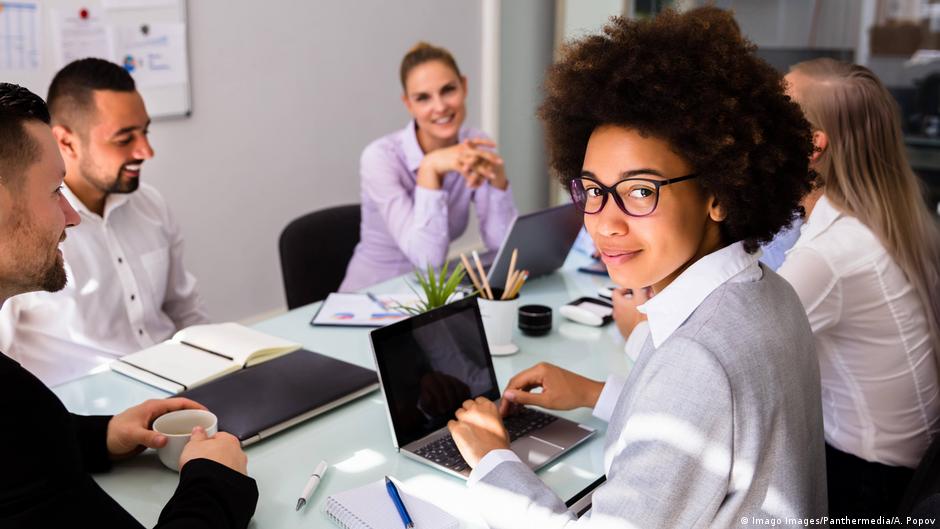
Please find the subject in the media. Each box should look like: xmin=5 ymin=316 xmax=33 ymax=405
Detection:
xmin=458 ymin=203 xmax=583 ymax=288
xmin=369 ymin=296 xmax=596 ymax=479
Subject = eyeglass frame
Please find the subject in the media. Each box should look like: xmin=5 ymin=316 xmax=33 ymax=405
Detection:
xmin=568 ymin=173 xmax=698 ymax=217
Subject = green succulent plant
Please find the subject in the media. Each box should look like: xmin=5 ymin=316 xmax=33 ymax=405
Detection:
xmin=397 ymin=261 xmax=467 ymax=315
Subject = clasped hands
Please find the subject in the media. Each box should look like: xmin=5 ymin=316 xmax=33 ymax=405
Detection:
xmin=447 ymin=362 xmax=604 ymax=467
xmin=417 ymin=138 xmax=507 ymax=191
xmin=106 ymin=397 xmax=247 ymax=474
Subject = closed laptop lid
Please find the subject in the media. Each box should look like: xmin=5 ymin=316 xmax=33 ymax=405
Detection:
xmin=369 ymin=296 xmax=500 ymax=449
xmin=179 ymin=349 xmax=378 ymax=442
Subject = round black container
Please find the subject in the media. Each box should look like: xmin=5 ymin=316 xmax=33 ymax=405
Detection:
xmin=518 ymin=304 xmax=552 ymax=336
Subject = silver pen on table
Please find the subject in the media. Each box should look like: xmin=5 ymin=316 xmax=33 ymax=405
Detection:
xmin=295 ymin=460 xmax=328 ymax=511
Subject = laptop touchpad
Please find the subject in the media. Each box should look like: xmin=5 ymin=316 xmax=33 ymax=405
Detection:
xmin=530 ymin=419 xmax=594 ymax=448
xmin=512 ymin=436 xmax=564 ymax=469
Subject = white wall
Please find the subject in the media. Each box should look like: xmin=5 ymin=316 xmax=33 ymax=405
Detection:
xmin=143 ymin=1 xmax=483 ymax=321
xmin=558 ymin=0 xmax=625 ymax=42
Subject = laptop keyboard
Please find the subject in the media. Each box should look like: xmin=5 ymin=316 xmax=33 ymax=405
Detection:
xmin=414 ymin=407 xmax=558 ymax=472
xmin=504 ymin=406 xmax=559 ymax=439
xmin=414 ymin=434 xmax=468 ymax=472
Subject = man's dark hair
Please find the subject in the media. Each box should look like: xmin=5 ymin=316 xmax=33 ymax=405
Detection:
xmin=539 ymin=7 xmax=815 ymax=253
xmin=47 ymin=57 xmax=135 ymax=130
xmin=0 ymin=83 xmax=51 ymax=190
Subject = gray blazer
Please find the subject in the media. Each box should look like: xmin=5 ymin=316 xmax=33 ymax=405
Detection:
xmin=472 ymin=267 xmax=827 ymax=528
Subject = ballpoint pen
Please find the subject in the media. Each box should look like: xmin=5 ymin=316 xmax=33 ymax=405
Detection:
xmin=366 ymin=292 xmax=389 ymax=311
xmin=295 ymin=460 xmax=328 ymax=511
xmin=385 ymin=476 xmax=414 ymax=528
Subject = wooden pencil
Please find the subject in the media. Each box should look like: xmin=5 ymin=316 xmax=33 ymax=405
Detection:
xmin=518 ymin=272 xmax=530 ymax=298
xmin=460 ymin=253 xmax=484 ymax=294
xmin=504 ymin=248 xmax=518 ymax=294
xmin=501 ymin=270 xmax=520 ymax=300
xmin=503 ymin=271 xmax=519 ymax=300
xmin=509 ymin=270 xmax=528 ymax=299
xmin=472 ymin=250 xmax=494 ymax=300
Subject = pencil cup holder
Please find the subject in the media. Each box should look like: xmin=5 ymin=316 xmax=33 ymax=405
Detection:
xmin=477 ymin=290 xmax=520 ymax=356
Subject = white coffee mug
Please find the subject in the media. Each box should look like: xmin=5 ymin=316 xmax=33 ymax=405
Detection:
xmin=477 ymin=296 xmax=520 ymax=356
xmin=152 ymin=409 xmax=218 ymax=472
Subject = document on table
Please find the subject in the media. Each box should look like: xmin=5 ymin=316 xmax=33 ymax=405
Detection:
xmin=311 ymin=293 xmax=422 ymax=327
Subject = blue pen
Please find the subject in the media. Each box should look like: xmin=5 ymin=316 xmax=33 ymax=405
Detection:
xmin=385 ymin=476 xmax=414 ymax=528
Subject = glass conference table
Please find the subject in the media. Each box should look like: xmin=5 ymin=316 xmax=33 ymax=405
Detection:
xmin=52 ymin=252 xmax=631 ymax=528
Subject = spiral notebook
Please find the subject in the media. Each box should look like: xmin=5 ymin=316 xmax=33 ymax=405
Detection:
xmin=324 ymin=478 xmax=459 ymax=529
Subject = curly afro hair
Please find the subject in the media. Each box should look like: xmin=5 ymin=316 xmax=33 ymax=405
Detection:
xmin=539 ymin=7 xmax=814 ymax=253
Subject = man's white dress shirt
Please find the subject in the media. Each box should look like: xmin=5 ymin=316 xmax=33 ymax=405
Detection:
xmin=0 ymin=183 xmax=208 ymax=386
xmin=778 ymin=194 xmax=939 ymax=468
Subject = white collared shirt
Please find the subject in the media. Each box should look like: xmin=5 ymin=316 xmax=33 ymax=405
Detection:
xmin=470 ymin=241 xmax=763 ymax=485
xmin=778 ymin=195 xmax=939 ymax=468
xmin=0 ymin=183 xmax=208 ymax=386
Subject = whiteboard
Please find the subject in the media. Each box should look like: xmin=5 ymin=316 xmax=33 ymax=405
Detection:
xmin=0 ymin=0 xmax=191 ymax=119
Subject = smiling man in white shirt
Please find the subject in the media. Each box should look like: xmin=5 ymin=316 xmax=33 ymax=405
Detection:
xmin=0 ymin=58 xmax=208 ymax=386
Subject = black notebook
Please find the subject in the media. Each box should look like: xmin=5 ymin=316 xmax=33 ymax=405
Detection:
xmin=178 ymin=349 xmax=378 ymax=445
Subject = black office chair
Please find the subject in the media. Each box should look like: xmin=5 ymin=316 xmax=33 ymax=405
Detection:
xmin=899 ymin=432 xmax=940 ymax=525
xmin=278 ymin=204 xmax=361 ymax=309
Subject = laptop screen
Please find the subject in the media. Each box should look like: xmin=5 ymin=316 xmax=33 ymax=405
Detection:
xmin=370 ymin=296 xmax=500 ymax=448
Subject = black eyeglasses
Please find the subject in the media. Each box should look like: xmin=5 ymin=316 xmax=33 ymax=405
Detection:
xmin=568 ymin=174 xmax=698 ymax=217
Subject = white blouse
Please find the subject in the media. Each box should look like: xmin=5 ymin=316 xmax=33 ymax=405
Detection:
xmin=778 ymin=195 xmax=939 ymax=468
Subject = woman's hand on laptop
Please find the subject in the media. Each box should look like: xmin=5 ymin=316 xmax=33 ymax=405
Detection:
xmin=499 ymin=363 xmax=605 ymax=416
xmin=448 ymin=397 xmax=510 ymax=468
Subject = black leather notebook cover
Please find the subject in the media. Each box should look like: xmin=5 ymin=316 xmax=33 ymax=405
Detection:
xmin=178 ymin=349 xmax=378 ymax=443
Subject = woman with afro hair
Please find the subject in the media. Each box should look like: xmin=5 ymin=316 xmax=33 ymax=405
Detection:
xmin=447 ymin=8 xmax=827 ymax=527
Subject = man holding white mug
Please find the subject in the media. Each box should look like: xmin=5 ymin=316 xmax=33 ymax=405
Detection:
xmin=0 ymin=83 xmax=257 ymax=528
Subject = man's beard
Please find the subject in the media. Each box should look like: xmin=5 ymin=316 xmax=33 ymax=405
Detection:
xmin=7 ymin=210 xmax=68 ymax=294
xmin=39 ymin=252 xmax=67 ymax=292
xmin=80 ymin=159 xmax=141 ymax=195
xmin=106 ymin=167 xmax=140 ymax=194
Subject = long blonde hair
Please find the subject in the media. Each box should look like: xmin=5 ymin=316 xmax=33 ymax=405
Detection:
xmin=791 ymin=58 xmax=940 ymax=371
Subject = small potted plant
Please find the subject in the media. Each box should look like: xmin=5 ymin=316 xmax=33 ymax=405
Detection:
xmin=397 ymin=261 xmax=467 ymax=315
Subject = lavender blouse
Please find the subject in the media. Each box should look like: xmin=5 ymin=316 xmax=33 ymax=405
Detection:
xmin=339 ymin=121 xmax=518 ymax=292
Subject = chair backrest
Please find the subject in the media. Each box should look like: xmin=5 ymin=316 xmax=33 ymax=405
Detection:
xmin=899 ymin=432 xmax=940 ymax=515
xmin=278 ymin=204 xmax=361 ymax=309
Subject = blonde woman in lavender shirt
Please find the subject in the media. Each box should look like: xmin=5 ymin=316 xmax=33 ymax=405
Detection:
xmin=339 ymin=42 xmax=518 ymax=292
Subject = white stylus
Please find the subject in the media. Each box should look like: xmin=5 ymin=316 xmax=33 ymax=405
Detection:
xmin=295 ymin=460 xmax=328 ymax=511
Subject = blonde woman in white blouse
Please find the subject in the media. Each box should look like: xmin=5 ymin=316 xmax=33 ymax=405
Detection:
xmin=780 ymin=58 xmax=940 ymax=518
